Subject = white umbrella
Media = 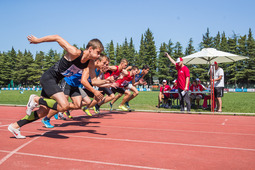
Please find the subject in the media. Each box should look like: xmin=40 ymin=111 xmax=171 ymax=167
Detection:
xmin=183 ymin=48 xmax=249 ymax=64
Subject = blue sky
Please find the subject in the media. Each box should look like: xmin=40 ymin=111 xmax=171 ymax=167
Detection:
xmin=1 ymin=0 xmax=255 ymax=56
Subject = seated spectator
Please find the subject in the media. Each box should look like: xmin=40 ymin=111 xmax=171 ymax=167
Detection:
xmin=190 ymin=80 xmax=197 ymax=104
xmin=195 ymin=78 xmax=206 ymax=108
xmin=202 ymin=84 xmax=216 ymax=109
xmin=170 ymin=79 xmax=179 ymax=99
xmin=157 ymin=80 xmax=171 ymax=108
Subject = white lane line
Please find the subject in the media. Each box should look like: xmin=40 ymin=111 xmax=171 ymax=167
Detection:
xmin=0 ymin=128 xmax=54 ymax=165
xmin=2 ymin=128 xmax=254 ymax=152
xmin=65 ymin=135 xmax=255 ymax=152
xmin=0 ymin=137 xmax=40 ymax=165
xmin=0 ymin=125 xmax=8 ymax=127
xmin=221 ymin=119 xmax=228 ymax=126
xmin=0 ymin=150 xmax=171 ymax=170
xmin=1 ymin=124 xmax=255 ymax=137
xmin=97 ymin=125 xmax=255 ymax=136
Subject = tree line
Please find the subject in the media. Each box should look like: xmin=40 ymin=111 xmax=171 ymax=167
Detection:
xmin=0 ymin=28 xmax=255 ymax=88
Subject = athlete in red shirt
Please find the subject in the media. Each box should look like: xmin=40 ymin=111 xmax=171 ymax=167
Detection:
xmin=165 ymin=52 xmax=191 ymax=112
xmin=113 ymin=66 xmax=139 ymax=111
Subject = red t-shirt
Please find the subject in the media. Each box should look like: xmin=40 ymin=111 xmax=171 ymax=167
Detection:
xmin=171 ymin=85 xmax=179 ymax=98
xmin=196 ymin=84 xmax=204 ymax=96
xmin=176 ymin=64 xmax=190 ymax=90
xmin=104 ymin=66 xmax=121 ymax=79
xmin=190 ymin=84 xmax=196 ymax=95
xmin=160 ymin=85 xmax=171 ymax=98
xmin=115 ymin=72 xmax=134 ymax=88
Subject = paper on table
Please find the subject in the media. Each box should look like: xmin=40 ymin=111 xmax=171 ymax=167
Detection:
xmin=181 ymin=90 xmax=186 ymax=96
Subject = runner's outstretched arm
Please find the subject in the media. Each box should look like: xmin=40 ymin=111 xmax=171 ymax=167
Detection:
xmin=27 ymin=35 xmax=80 ymax=59
xmin=164 ymin=52 xmax=176 ymax=65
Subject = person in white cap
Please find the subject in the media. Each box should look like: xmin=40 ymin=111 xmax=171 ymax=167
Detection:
xmin=170 ymin=79 xmax=179 ymax=99
xmin=157 ymin=79 xmax=171 ymax=108
xmin=165 ymin=53 xmax=191 ymax=112
xmin=212 ymin=61 xmax=224 ymax=112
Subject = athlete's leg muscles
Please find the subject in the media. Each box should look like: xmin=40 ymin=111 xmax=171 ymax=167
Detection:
xmin=127 ymin=86 xmax=139 ymax=102
xmin=99 ymin=94 xmax=115 ymax=106
xmin=50 ymin=92 xmax=69 ymax=112
xmin=86 ymin=98 xmax=98 ymax=108
xmin=120 ymin=90 xmax=131 ymax=106
xmin=81 ymin=96 xmax=92 ymax=106
xmin=111 ymin=93 xmax=123 ymax=105
xmin=69 ymin=95 xmax=82 ymax=110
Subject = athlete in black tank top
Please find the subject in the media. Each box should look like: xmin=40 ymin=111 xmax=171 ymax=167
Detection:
xmin=47 ymin=50 xmax=90 ymax=82
xmin=8 ymin=35 xmax=105 ymax=138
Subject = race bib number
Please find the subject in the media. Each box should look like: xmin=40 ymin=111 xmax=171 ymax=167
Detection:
xmin=62 ymin=65 xmax=81 ymax=77
xmin=121 ymin=80 xmax=129 ymax=87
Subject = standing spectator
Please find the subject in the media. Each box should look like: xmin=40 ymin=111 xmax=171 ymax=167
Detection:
xmin=157 ymin=80 xmax=171 ymax=108
xmin=212 ymin=62 xmax=224 ymax=112
xmin=165 ymin=53 xmax=190 ymax=112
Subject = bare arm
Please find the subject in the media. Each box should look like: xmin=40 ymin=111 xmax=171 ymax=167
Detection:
xmin=81 ymin=66 xmax=96 ymax=94
xmin=27 ymin=35 xmax=80 ymax=59
xmin=214 ymin=75 xmax=222 ymax=81
xmin=185 ymin=77 xmax=190 ymax=91
xmin=107 ymin=66 xmax=118 ymax=72
xmin=164 ymin=52 xmax=176 ymax=65
xmin=121 ymin=69 xmax=129 ymax=77
xmin=126 ymin=66 xmax=132 ymax=71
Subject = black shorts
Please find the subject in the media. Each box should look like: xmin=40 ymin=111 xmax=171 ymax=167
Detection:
xmin=214 ymin=87 xmax=224 ymax=98
xmin=40 ymin=71 xmax=63 ymax=98
xmin=83 ymin=88 xmax=95 ymax=98
xmin=111 ymin=87 xmax=126 ymax=94
xmin=99 ymin=87 xmax=113 ymax=96
xmin=63 ymin=83 xmax=81 ymax=97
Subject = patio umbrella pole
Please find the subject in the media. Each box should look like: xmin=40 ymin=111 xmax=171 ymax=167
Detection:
xmin=212 ymin=66 xmax=215 ymax=114
xmin=210 ymin=65 xmax=213 ymax=112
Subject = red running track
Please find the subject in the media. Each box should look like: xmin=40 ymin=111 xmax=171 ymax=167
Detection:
xmin=0 ymin=106 xmax=255 ymax=169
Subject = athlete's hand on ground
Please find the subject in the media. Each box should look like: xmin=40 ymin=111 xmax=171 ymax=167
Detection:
xmin=27 ymin=35 xmax=39 ymax=44
xmin=94 ymin=90 xmax=104 ymax=101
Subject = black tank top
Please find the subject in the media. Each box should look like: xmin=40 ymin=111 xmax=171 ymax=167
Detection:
xmin=48 ymin=50 xmax=90 ymax=81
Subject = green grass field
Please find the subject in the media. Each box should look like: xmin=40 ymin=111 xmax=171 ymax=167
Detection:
xmin=0 ymin=90 xmax=254 ymax=113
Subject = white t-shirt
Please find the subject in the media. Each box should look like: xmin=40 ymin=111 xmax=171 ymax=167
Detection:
xmin=214 ymin=67 xmax=224 ymax=87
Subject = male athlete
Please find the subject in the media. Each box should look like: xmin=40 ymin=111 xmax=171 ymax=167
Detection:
xmin=112 ymin=65 xmax=150 ymax=109
xmin=8 ymin=34 xmax=106 ymax=138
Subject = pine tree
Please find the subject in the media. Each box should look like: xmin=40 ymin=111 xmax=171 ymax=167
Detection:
xmin=122 ymin=38 xmax=129 ymax=62
xmin=115 ymin=43 xmax=123 ymax=65
xmin=158 ymin=43 xmax=174 ymax=82
xmin=245 ymin=28 xmax=255 ymax=86
xmin=213 ymin=32 xmax=221 ymax=49
xmin=200 ymin=28 xmax=214 ymax=49
xmin=108 ymin=40 xmax=115 ymax=63
xmin=143 ymin=28 xmax=157 ymax=85
xmin=29 ymin=51 xmax=45 ymax=85
xmin=138 ymin=34 xmax=145 ymax=67
xmin=128 ymin=38 xmax=136 ymax=65
xmin=18 ymin=50 xmax=34 ymax=86
xmin=166 ymin=39 xmax=174 ymax=56
xmin=225 ymin=34 xmax=238 ymax=85
xmin=1 ymin=52 xmax=13 ymax=86
xmin=185 ymin=38 xmax=200 ymax=81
